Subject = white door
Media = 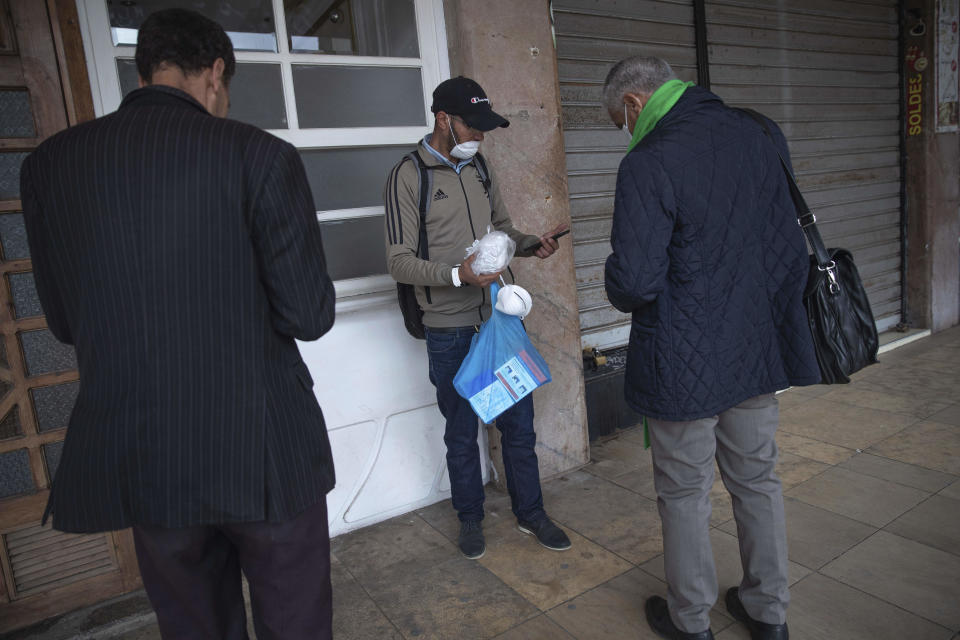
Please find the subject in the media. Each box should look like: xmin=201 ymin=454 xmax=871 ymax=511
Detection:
xmin=75 ymin=0 xmax=488 ymax=536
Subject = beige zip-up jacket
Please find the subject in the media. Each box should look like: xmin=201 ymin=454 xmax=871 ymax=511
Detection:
xmin=384 ymin=141 xmax=540 ymax=329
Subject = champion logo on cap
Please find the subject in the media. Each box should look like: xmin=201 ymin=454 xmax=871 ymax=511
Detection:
xmin=470 ymin=97 xmax=490 ymax=104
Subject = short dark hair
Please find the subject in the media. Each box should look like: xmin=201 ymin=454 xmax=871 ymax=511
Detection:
xmin=135 ymin=8 xmax=236 ymax=84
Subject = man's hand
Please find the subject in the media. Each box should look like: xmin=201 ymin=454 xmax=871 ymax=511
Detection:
xmin=534 ymin=223 xmax=570 ymax=259
xmin=458 ymin=253 xmax=503 ymax=287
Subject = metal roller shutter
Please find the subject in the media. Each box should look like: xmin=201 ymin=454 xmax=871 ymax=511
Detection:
xmin=553 ymin=0 xmax=699 ymax=350
xmin=706 ymin=0 xmax=903 ymax=331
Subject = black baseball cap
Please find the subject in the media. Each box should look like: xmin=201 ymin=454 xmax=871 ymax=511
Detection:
xmin=431 ymin=76 xmax=509 ymax=131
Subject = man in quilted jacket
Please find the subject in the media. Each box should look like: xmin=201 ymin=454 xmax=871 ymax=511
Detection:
xmin=603 ymin=56 xmax=821 ymax=640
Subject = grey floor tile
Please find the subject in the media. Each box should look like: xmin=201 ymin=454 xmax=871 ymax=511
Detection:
xmin=776 ymin=497 xmax=876 ymax=569
xmin=787 ymin=384 xmax=832 ymax=398
xmin=774 ymin=389 xmax=815 ymax=411
xmin=416 ymin=486 xmax=513 ymax=543
xmin=940 ymin=479 xmax=960 ymax=501
xmin=546 ymin=568 xmax=733 ymax=639
xmin=640 ymin=528 xmax=811 ymax=588
xmin=856 ymin=365 xmax=960 ymax=404
xmin=775 ymin=451 xmax=830 ymax=491
xmin=330 ymin=513 xmax=457 ymax=585
xmin=775 ymin=431 xmax=855 ymax=465
xmin=839 ymin=453 xmax=955 ymax=492
xmin=582 ymin=435 xmax=653 ymax=481
xmin=820 ymin=384 xmax=953 ymax=419
xmin=868 ymin=420 xmax=960 ymax=475
xmin=542 ymin=471 xmax=663 ymax=565
xmin=361 ymin=555 xmax=538 ymax=640
xmin=785 ymin=466 xmax=929 ymax=527
xmin=779 ymin=398 xmax=915 ymax=450
xmin=927 ymin=403 xmax=960 ymax=427
xmin=493 ymin=615 xmax=576 ymax=639
xmin=885 ymin=494 xmax=960 ymax=558
xmin=783 ymin=573 xmax=953 ymax=640
xmin=477 ymin=516 xmax=632 ymax=611
xmin=331 ymin=556 xmax=403 ymax=640
xmin=822 ymin=530 xmax=960 ymax=630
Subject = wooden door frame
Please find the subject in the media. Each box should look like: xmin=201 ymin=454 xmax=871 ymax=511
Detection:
xmin=0 ymin=1 xmax=140 ymax=633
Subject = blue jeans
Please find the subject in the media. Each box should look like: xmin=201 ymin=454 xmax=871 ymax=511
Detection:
xmin=425 ymin=327 xmax=546 ymax=524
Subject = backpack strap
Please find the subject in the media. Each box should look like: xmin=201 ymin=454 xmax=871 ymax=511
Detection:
xmin=407 ymin=150 xmax=433 ymax=303
xmin=473 ymin=152 xmax=492 ymax=194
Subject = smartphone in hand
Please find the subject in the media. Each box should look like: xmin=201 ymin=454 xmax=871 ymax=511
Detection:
xmin=527 ymin=228 xmax=571 ymax=252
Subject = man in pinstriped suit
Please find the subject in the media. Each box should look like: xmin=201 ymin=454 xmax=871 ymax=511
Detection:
xmin=20 ymin=9 xmax=336 ymax=639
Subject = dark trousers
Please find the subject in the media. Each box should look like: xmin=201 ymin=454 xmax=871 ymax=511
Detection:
xmin=132 ymin=499 xmax=332 ymax=640
xmin=425 ymin=326 xmax=546 ymax=523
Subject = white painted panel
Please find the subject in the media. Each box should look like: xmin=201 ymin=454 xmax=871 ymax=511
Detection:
xmin=325 ymin=420 xmax=379 ymax=530
xmin=343 ymin=405 xmax=447 ymax=523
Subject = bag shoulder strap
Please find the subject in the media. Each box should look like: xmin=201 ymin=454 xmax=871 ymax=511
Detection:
xmin=406 ymin=150 xmax=433 ymax=260
xmin=406 ymin=150 xmax=433 ymax=303
xmin=473 ymin=152 xmax=492 ymax=194
xmin=738 ymin=108 xmax=832 ymax=269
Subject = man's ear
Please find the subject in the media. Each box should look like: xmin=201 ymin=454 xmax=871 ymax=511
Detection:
xmin=210 ymin=57 xmax=226 ymax=93
xmin=623 ymin=92 xmax=647 ymax=116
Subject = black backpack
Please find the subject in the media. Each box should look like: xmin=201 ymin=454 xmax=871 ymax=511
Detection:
xmin=397 ymin=150 xmax=491 ymax=339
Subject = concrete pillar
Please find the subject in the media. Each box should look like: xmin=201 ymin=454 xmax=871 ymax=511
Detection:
xmin=442 ymin=0 xmax=590 ymax=481
xmin=903 ymin=0 xmax=960 ymax=331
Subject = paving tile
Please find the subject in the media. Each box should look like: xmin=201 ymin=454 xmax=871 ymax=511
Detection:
xmin=416 ymin=487 xmax=514 ymax=543
xmin=774 ymin=430 xmax=855 ymax=465
xmin=868 ymin=420 xmax=960 ymax=475
xmin=330 ymin=513 xmax=457 ymax=585
xmin=885 ymin=495 xmax=960 ymax=558
xmin=612 ymin=462 xmax=735 ymax=527
xmin=927 ymin=403 xmax=960 ymax=427
xmin=542 ymin=471 xmax=663 ymax=565
xmin=839 ymin=452 xmax=955 ymax=492
xmin=640 ymin=528 xmax=811 ymax=589
xmin=582 ymin=435 xmax=652 ymax=481
xmin=820 ymin=384 xmax=953 ymax=419
xmin=546 ymin=568 xmax=733 ymax=639
xmin=785 ymin=466 xmax=928 ymax=527
xmin=330 ymin=555 xmax=403 ymax=640
xmin=779 ymin=398 xmax=914 ymax=450
xmin=764 ymin=573 xmax=953 ymax=640
xmin=856 ymin=365 xmax=960 ymax=403
xmin=822 ymin=531 xmax=960 ymax=630
xmin=361 ymin=555 xmax=538 ymax=640
xmin=493 ymin=615 xmax=575 ymax=639
xmin=477 ymin=516 xmax=632 ymax=611
xmin=775 ymin=451 xmax=830 ymax=491
xmin=725 ymin=497 xmax=876 ymax=570
xmin=787 ymin=383 xmax=832 ymax=398
xmin=773 ymin=389 xmax=814 ymax=411
xmin=940 ymin=479 xmax=960 ymax=501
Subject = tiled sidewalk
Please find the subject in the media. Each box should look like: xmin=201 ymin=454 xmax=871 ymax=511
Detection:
xmin=328 ymin=326 xmax=960 ymax=640
xmin=8 ymin=327 xmax=960 ymax=640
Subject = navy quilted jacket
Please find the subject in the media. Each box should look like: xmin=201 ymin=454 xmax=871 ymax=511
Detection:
xmin=605 ymin=87 xmax=820 ymax=422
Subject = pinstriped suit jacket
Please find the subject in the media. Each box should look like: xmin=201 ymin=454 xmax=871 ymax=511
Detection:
xmin=20 ymin=86 xmax=336 ymax=533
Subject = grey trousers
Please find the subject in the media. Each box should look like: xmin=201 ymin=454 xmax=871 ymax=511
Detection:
xmin=648 ymin=393 xmax=788 ymax=633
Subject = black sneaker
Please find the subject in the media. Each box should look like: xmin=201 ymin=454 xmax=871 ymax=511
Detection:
xmin=517 ymin=516 xmax=572 ymax=551
xmin=458 ymin=520 xmax=485 ymax=559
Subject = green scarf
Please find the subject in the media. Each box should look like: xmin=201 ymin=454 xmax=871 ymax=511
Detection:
xmin=626 ymin=79 xmax=695 ymax=153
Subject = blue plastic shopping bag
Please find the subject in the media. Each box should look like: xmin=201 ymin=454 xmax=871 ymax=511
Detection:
xmin=453 ymin=283 xmax=552 ymax=423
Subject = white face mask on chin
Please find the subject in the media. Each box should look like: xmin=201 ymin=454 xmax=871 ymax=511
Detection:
xmin=449 ymin=121 xmax=480 ymax=159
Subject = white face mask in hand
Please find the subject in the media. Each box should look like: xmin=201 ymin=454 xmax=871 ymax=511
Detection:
xmin=449 ymin=120 xmax=480 ymax=160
